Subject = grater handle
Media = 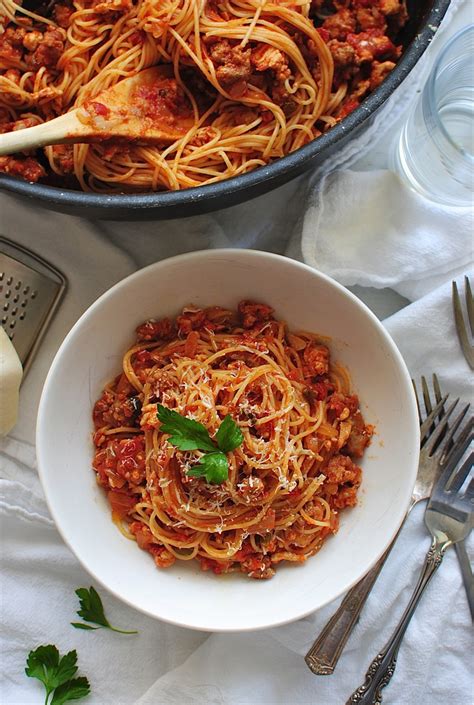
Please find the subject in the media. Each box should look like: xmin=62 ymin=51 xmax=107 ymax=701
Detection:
xmin=0 ymin=111 xmax=87 ymax=155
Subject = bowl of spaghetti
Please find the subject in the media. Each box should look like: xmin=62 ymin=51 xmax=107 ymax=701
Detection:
xmin=0 ymin=0 xmax=450 ymax=219
xmin=37 ymin=250 xmax=419 ymax=631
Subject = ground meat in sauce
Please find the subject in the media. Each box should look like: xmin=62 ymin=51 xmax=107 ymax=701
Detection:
xmin=54 ymin=4 xmax=74 ymax=28
xmin=25 ymin=27 xmax=66 ymax=70
xmin=0 ymin=155 xmax=46 ymax=181
xmin=251 ymin=44 xmax=291 ymax=82
xmin=85 ymin=0 xmax=133 ymax=13
xmin=0 ymin=1 xmax=408 ymax=186
xmin=91 ymin=306 xmax=373 ymax=580
xmin=93 ymin=382 xmax=140 ymax=428
xmin=323 ymin=454 xmax=362 ymax=508
xmin=50 ymin=144 xmax=75 ymax=173
xmin=303 ymin=341 xmax=330 ymax=377
xmin=238 ymin=300 xmax=274 ymax=329
xmin=206 ymin=38 xmax=252 ymax=88
xmin=136 ymin=318 xmax=175 ymax=342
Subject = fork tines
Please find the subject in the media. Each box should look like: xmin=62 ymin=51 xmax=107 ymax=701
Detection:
xmin=421 ymin=374 xmax=443 ymax=417
xmin=448 ymin=452 xmax=474 ymax=495
xmin=421 ymin=396 xmax=471 ymax=465
xmin=465 ymin=477 xmax=474 ymax=503
xmin=442 ymin=418 xmax=474 ymax=479
xmin=453 ymin=276 xmax=474 ymax=370
xmin=430 ymin=413 xmax=474 ymax=501
xmin=431 ymin=448 xmax=474 ymax=506
xmin=419 ymin=394 xmax=450 ymax=441
xmin=413 ymin=375 xmax=444 ymax=430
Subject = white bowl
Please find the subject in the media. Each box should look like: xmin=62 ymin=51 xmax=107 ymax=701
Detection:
xmin=37 ymin=250 xmax=419 ymax=632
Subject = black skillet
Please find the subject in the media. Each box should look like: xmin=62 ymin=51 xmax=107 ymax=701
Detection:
xmin=0 ymin=0 xmax=451 ymax=220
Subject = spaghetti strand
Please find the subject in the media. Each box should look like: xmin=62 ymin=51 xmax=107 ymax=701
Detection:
xmin=91 ymin=300 xmax=373 ymax=579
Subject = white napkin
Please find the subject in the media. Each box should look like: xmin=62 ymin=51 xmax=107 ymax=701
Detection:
xmin=384 ymin=279 xmax=473 ymax=405
xmin=301 ymin=170 xmax=473 ymax=301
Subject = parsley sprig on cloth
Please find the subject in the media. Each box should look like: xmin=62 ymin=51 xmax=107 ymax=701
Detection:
xmin=25 ymin=646 xmax=90 ymax=705
xmin=71 ymin=587 xmax=137 ymax=634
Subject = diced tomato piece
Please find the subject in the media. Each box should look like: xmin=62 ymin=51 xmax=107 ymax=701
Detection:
xmin=317 ymin=27 xmax=330 ymax=43
xmin=108 ymin=490 xmax=136 ymax=518
xmin=184 ymin=330 xmax=200 ymax=358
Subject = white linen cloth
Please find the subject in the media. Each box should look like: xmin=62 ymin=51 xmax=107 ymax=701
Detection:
xmin=1 ymin=274 xmax=472 ymax=705
xmin=1 ymin=3 xmax=473 ymax=704
xmin=301 ymin=170 xmax=473 ymax=301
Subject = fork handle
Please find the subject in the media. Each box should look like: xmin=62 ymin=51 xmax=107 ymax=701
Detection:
xmin=455 ymin=540 xmax=474 ymax=622
xmin=305 ymin=548 xmax=392 ymax=674
xmin=346 ymin=537 xmax=450 ymax=705
xmin=305 ymin=516 xmax=407 ymax=675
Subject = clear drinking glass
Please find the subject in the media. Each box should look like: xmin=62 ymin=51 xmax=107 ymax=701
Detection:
xmin=391 ymin=25 xmax=474 ymax=206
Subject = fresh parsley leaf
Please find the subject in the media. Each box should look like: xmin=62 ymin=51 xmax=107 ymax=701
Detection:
xmin=215 ymin=415 xmax=244 ymax=453
xmin=25 ymin=646 xmax=78 ymax=694
xmin=187 ymin=452 xmax=229 ymax=484
xmin=157 ymin=404 xmax=217 ymax=452
xmin=157 ymin=406 xmax=244 ymax=484
xmin=50 ymin=678 xmax=90 ymax=705
xmin=54 ymin=652 xmax=79 ymax=688
xmin=72 ymin=587 xmax=137 ymax=634
xmin=25 ymin=645 xmax=60 ymax=690
xmin=75 ymin=587 xmax=108 ymax=627
xmin=25 ymin=646 xmax=88 ymax=705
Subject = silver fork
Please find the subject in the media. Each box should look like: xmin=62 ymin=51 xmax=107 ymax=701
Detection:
xmin=305 ymin=377 xmax=467 ymax=675
xmin=416 ymin=376 xmax=474 ymax=621
xmin=453 ymin=276 xmax=474 ymax=369
xmin=347 ymin=418 xmax=473 ymax=704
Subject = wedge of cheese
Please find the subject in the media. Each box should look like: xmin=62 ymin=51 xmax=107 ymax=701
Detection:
xmin=0 ymin=326 xmax=23 ymax=436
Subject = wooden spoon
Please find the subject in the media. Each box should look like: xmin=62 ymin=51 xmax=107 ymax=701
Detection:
xmin=0 ymin=66 xmax=195 ymax=156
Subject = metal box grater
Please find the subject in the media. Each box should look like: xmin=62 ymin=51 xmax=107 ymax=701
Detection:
xmin=0 ymin=236 xmax=67 ymax=377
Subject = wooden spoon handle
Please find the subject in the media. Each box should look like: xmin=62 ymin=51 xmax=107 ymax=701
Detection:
xmin=0 ymin=111 xmax=84 ymax=156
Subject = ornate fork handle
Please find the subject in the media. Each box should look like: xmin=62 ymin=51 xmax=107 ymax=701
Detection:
xmin=305 ymin=516 xmax=408 ymax=675
xmin=305 ymin=549 xmax=391 ymax=674
xmin=346 ymin=537 xmax=450 ymax=705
